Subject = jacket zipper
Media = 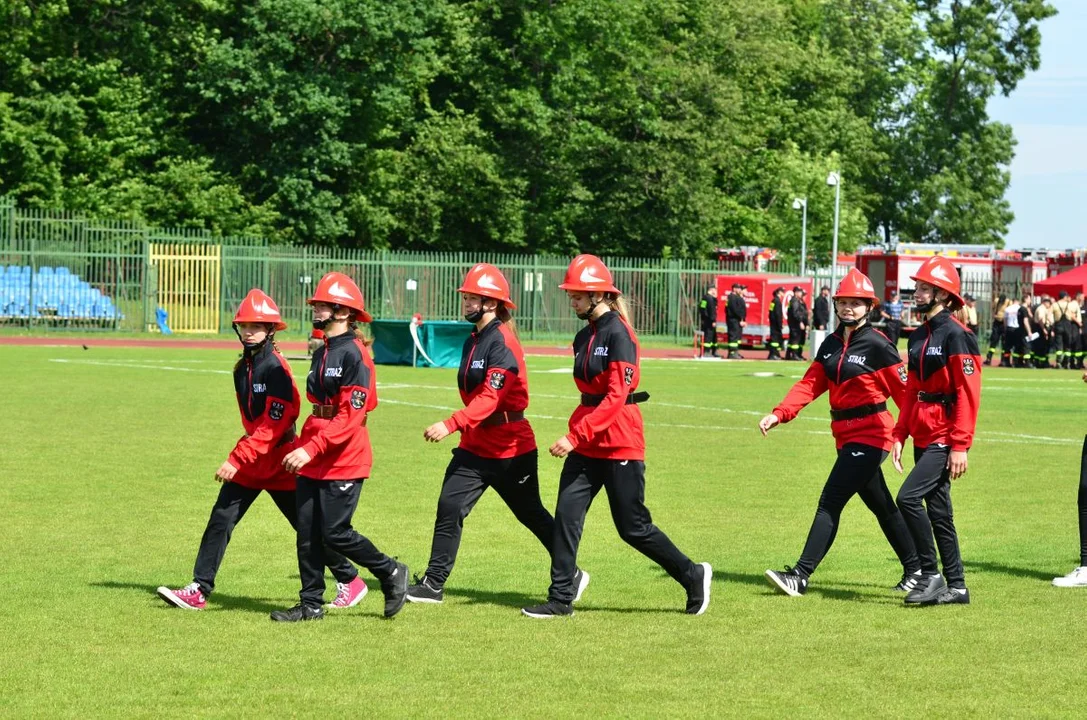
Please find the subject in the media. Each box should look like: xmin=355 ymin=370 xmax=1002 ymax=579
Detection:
xmin=463 ymin=336 xmax=478 ymax=392
xmin=919 ymin=324 xmax=932 ymax=382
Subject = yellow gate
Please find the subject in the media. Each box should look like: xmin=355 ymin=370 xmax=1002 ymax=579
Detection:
xmin=149 ymin=243 xmax=222 ymax=333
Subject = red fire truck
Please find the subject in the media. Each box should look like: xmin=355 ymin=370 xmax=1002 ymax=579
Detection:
xmin=714 ymin=274 xmax=814 ymax=347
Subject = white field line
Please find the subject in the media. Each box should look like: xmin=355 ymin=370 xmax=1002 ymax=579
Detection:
xmin=51 ymin=358 xmax=1081 ymax=447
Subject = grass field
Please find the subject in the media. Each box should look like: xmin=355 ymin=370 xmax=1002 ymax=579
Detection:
xmin=1 ymin=343 xmax=1084 ymax=717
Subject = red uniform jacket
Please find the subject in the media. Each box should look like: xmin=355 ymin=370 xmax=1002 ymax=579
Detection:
xmin=773 ymin=323 xmax=906 ymax=451
xmin=893 ymin=309 xmax=982 ymax=452
xmin=298 ymin=333 xmax=379 ymax=480
xmin=565 ymin=310 xmax=645 ymax=461
xmin=443 ymin=319 xmax=536 ymax=459
xmin=227 ymin=343 xmax=300 ymax=491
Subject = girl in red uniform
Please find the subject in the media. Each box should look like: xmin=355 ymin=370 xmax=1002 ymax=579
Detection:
xmin=407 ymin=264 xmax=589 ymax=604
xmin=892 ymin=256 xmax=981 ymax=606
xmin=521 ymin=255 xmax=711 ymax=618
xmin=157 ymin=290 xmax=366 ymax=611
xmin=758 ymin=270 xmax=920 ymax=597
xmin=271 ymin=273 xmax=409 ymax=622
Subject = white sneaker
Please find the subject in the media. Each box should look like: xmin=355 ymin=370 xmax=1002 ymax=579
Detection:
xmin=1053 ymin=566 xmax=1087 ymax=587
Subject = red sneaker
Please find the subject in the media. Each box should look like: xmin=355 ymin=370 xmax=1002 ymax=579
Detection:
xmin=157 ymin=583 xmax=207 ymax=610
xmin=327 ymin=576 xmax=368 ymax=609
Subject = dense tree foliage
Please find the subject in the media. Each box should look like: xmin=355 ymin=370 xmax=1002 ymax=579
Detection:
xmin=0 ymin=0 xmax=1055 ymax=257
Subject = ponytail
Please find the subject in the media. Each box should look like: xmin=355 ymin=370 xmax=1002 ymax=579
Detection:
xmin=496 ymin=303 xmax=519 ymax=339
xmin=607 ymin=295 xmax=631 ymax=325
xmin=349 ymin=318 xmax=374 ymax=347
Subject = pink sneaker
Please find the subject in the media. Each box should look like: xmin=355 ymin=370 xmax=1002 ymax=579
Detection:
xmin=157 ymin=582 xmax=206 ymax=610
xmin=327 ymin=576 xmax=368 ymax=609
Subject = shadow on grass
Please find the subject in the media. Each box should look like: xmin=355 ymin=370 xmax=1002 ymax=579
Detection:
xmin=963 ymin=559 xmax=1057 ymax=582
xmin=443 ymin=586 xmax=538 ymax=609
xmin=91 ymin=580 xmax=284 ymax=614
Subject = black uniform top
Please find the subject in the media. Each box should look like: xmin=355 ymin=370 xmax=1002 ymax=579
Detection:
xmin=726 ymin=292 xmax=747 ymax=322
xmin=768 ymin=296 xmax=784 ymax=329
xmin=1017 ymin=304 xmax=1032 ymax=333
xmin=813 ymin=296 xmax=831 ymax=327
xmin=699 ymin=293 xmax=717 ymax=326
xmin=788 ymin=297 xmax=808 ymax=327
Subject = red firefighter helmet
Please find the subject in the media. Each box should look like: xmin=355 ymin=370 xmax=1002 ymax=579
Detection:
xmin=457 ymin=263 xmax=516 ymax=309
xmin=910 ymin=255 xmax=963 ymax=305
xmin=558 ymin=254 xmax=621 ymax=295
xmin=308 ymin=271 xmax=372 ymax=322
xmin=833 ymin=268 xmax=880 ymax=303
xmin=233 ymin=289 xmax=288 ymax=330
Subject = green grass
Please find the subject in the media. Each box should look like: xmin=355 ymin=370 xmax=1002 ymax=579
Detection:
xmin=1 ymin=345 xmax=1084 ymax=717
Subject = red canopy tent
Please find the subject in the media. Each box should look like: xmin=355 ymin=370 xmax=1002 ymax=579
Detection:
xmin=1034 ymin=264 xmax=1087 ymax=297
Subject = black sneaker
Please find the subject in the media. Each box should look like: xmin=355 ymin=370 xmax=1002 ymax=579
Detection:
xmin=894 ymin=570 xmax=923 ymax=592
xmin=764 ymin=567 xmax=808 ymax=597
xmin=924 ymin=587 xmax=970 ymax=606
xmin=573 ymin=568 xmax=591 ymax=603
xmin=686 ymin=562 xmax=713 ymax=615
xmin=904 ymin=573 xmax=946 ymax=605
xmin=270 ymin=603 xmax=324 ymax=622
xmin=381 ymin=561 xmax=409 ymax=618
xmin=406 ymin=574 xmax=444 ymax=604
xmin=521 ymin=600 xmax=573 ymax=619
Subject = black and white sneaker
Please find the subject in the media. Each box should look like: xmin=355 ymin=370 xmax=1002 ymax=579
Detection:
xmin=764 ymin=567 xmax=808 ymax=597
xmin=894 ymin=569 xmax=923 ymax=592
xmin=924 ymin=587 xmax=970 ymax=606
xmin=686 ymin=562 xmax=713 ymax=615
xmin=573 ymin=568 xmax=591 ymax=603
xmin=521 ymin=600 xmax=574 ymax=619
xmin=269 ymin=603 xmax=325 ymax=622
xmin=406 ymin=574 xmax=444 ymax=604
xmin=903 ymin=573 xmax=947 ymax=605
xmin=381 ymin=561 xmax=410 ymax=618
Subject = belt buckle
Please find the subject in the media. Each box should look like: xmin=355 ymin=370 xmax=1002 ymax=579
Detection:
xmin=916 ymin=392 xmax=925 ymax=402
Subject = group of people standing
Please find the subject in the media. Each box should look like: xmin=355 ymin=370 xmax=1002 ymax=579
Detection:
xmin=698 ymin=283 xmax=811 ymax=360
xmin=159 ymin=255 xmax=712 ymax=620
xmin=986 ymin=291 xmax=1086 ymax=369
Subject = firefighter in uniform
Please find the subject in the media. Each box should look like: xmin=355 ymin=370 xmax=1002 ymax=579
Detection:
xmin=786 ymin=287 xmax=809 ymax=360
xmin=698 ymin=286 xmax=719 ymax=358
xmin=521 ymin=254 xmax=712 ymax=618
xmin=892 ymin=256 xmax=982 ymax=606
xmin=273 ymin=272 xmax=410 ymax=621
xmin=759 ymin=270 xmax=920 ymax=596
xmin=408 ymin=264 xmax=589 ymax=605
xmin=1076 ymin=292 xmax=1087 ymax=369
xmin=767 ymin=287 xmax=785 ymax=360
xmin=157 ymin=290 xmax=366 ymax=612
xmin=813 ymin=286 xmax=831 ymax=331
xmin=725 ymin=283 xmax=747 ymax=359
xmin=985 ymin=294 xmax=1009 ymax=365
xmin=1033 ymin=296 xmax=1053 ymax=368
xmin=1016 ymin=293 xmax=1035 ymax=368
xmin=1053 ymin=291 xmax=1075 ymax=369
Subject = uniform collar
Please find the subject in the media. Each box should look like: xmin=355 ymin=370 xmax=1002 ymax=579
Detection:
xmin=589 ymin=309 xmax=620 ymax=329
xmin=242 ymin=338 xmax=274 ymax=361
xmin=325 ymin=331 xmax=356 ymax=347
xmin=473 ymin=318 xmax=502 ymax=339
xmin=925 ymin=309 xmax=953 ymax=327
xmin=835 ymin=322 xmax=873 ymax=342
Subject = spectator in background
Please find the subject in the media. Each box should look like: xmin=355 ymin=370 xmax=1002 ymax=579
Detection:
xmin=1033 ymin=296 xmax=1053 ymax=368
xmin=986 ymin=294 xmax=1010 ymax=366
xmin=960 ymin=294 xmax=979 ymax=337
xmin=881 ymin=291 xmax=904 ymax=347
xmin=786 ymin=287 xmax=809 ymax=361
xmin=698 ymin=286 xmax=719 ymax=358
xmin=813 ymin=286 xmax=831 ymax=331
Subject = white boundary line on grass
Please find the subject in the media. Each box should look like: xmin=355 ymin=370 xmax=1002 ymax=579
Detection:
xmin=48 ymin=358 xmax=1082 ymax=447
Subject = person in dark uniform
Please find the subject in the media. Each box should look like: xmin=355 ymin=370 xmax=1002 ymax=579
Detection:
xmin=892 ymin=256 xmax=982 ymax=606
xmin=157 ymin=290 xmax=366 ymax=612
xmin=767 ymin=287 xmax=785 ymax=360
xmin=725 ymin=283 xmax=747 ymax=359
xmin=881 ymin=291 xmax=904 ymax=347
xmin=408 ymin=264 xmax=589 ymax=605
xmin=521 ymin=254 xmax=712 ymax=618
xmin=760 ymin=269 xmax=920 ymax=597
xmin=1016 ymin=293 xmax=1035 ymax=368
xmin=786 ymin=287 xmax=808 ymax=360
xmin=813 ymin=286 xmax=831 ymax=330
xmin=273 ymin=272 xmax=410 ymax=621
xmin=1052 ymin=368 xmax=1087 ymax=587
xmin=1052 ymin=291 xmax=1075 ymax=369
xmin=698 ymin=286 xmax=719 ymax=358
xmin=985 ymin=294 xmax=1008 ymax=366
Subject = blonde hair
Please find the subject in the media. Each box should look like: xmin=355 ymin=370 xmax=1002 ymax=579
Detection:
xmin=495 ymin=303 xmax=519 ymax=339
xmin=606 ymin=294 xmax=631 ymax=325
xmin=349 ymin=318 xmax=374 ymax=347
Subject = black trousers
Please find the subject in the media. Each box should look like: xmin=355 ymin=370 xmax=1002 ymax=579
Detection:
xmin=987 ymin=321 xmax=1003 ymax=353
xmin=296 ymin=475 xmax=397 ymax=608
xmin=793 ymin=443 xmax=919 ymax=578
xmin=700 ymin=322 xmax=717 ymax=354
xmin=726 ymin=319 xmax=742 ymax=351
xmin=768 ymin=325 xmax=784 ymax=357
xmin=547 ymin=453 xmax=696 ymax=604
xmin=788 ymin=324 xmax=806 ymax=357
xmin=192 ymin=481 xmax=356 ymax=596
xmin=896 ymin=444 xmax=966 ymax=588
xmin=885 ymin=319 xmax=901 ymax=347
xmin=1078 ymin=436 xmax=1087 ymax=566
xmin=424 ymin=449 xmax=555 ymax=586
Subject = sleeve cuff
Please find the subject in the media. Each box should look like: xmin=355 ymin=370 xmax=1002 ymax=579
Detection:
xmin=564 ymin=432 xmax=579 ymax=448
xmin=444 ymin=417 xmax=459 ymax=433
xmin=301 ymin=441 xmax=320 ymax=459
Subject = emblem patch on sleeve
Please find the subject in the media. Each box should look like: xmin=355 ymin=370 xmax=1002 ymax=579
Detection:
xmin=489 ymin=371 xmax=505 ymax=390
xmin=624 ymin=367 xmax=635 ymax=385
xmin=351 ymin=389 xmax=367 ymax=409
xmin=897 ymin=366 xmax=908 ymax=384
xmin=962 ymin=357 xmax=976 ymax=376
xmin=269 ymin=401 xmax=285 ymax=420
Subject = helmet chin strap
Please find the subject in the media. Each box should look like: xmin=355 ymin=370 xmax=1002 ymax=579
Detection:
xmin=914 ymin=300 xmax=935 ymax=314
xmin=234 ymin=324 xmax=273 ymax=355
xmin=577 ymin=294 xmax=605 ymax=320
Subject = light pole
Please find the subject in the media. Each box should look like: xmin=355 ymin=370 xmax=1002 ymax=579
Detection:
xmin=792 ymin=197 xmax=808 ymax=277
xmin=826 ymin=171 xmax=841 ymax=297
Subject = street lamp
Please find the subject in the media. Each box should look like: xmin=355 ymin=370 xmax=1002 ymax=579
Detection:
xmin=826 ymin=171 xmax=841 ymax=299
xmin=792 ymin=197 xmax=808 ymax=276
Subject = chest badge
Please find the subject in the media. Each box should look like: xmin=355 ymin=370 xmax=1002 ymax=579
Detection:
xmin=898 ymin=365 xmax=908 ymax=384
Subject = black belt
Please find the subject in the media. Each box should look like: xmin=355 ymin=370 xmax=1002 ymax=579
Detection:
xmin=918 ymin=391 xmax=956 ymax=404
xmin=829 ymin=402 xmax=887 ymax=422
xmin=580 ymin=391 xmax=650 ymax=407
xmin=480 ymin=410 xmax=525 ymax=426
